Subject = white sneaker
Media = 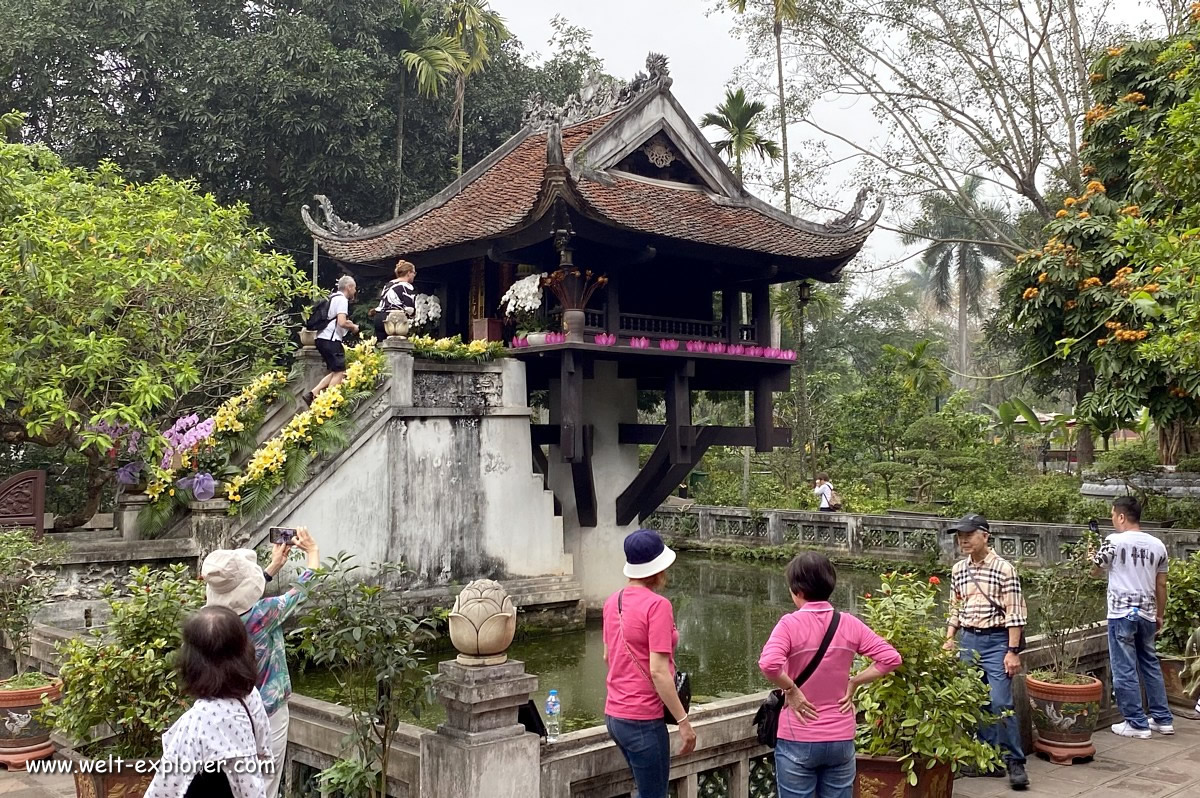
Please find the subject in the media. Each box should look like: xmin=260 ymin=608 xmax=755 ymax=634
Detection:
xmin=1150 ymin=720 xmax=1176 ymax=735
xmin=1111 ymin=722 xmax=1152 ymax=739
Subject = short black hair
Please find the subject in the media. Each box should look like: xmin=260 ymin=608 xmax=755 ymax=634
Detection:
xmin=179 ymin=606 xmax=257 ymax=699
xmin=786 ymin=552 xmax=837 ymax=601
xmin=1113 ymin=496 xmax=1142 ymax=523
xmin=816 ymin=472 xmax=829 ymax=482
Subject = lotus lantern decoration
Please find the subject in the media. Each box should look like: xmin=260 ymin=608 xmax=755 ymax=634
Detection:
xmin=448 ymin=579 xmax=517 ymax=666
xmin=384 ymin=310 xmax=410 ymax=339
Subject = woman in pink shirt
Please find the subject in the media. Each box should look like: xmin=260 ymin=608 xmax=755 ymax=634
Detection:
xmin=602 ymin=529 xmax=696 ymax=798
xmin=758 ymin=553 xmax=901 ymax=798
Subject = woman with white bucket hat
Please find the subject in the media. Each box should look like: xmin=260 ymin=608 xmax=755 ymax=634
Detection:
xmin=601 ymin=529 xmax=696 ymax=798
xmin=201 ymin=527 xmax=321 ymax=798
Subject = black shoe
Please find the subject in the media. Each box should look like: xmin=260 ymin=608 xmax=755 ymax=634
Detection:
xmin=1008 ymin=762 xmax=1029 ymax=790
xmin=958 ymin=765 xmax=1006 ymax=779
xmin=302 ymin=391 xmax=314 ymax=407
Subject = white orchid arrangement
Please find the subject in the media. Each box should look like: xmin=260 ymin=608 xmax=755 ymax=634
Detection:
xmin=412 ymin=293 xmax=442 ymax=331
xmin=499 ymin=273 xmax=546 ymax=334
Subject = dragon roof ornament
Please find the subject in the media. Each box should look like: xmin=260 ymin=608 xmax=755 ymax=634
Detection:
xmin=522 ymin=52 xmax=672 ymax=132
xmin=306 ymin=194 xmax=363 ymax=236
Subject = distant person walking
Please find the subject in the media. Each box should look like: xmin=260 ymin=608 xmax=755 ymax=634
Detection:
xmin=943 ymin=513 xmax=1030 ymax=790
xmin=145 ymin=606 xmax=271 ymax=798
xmin=813 ymin=474 xmax=837 ymax=512
xmin=202 ymin=528 xmax=322 ymax=798
xmin=369 ymin=260 xmax=417 ymax=342
xmin=602 ymin=529 xmax=696 ymax=798
xmin=1092 ymin=497 xmax=1174 ymax=738
xmin=305 ymin=275 xmax=359 ymax=405
xmin=758 ymin=553 xmax=901 ymax=798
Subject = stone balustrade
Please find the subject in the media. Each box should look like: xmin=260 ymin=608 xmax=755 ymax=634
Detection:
xmin=648 ymin=504 xmax=1200 ymax=567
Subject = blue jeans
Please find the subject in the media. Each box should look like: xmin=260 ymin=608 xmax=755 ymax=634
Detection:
xmin=1108 ymin=614 xmax=1173 ymax=729
xmin=775 ymin=739 xmax=856 ymax=798
xmin=959 ymin=630 xmax=1025 ymax=764
xmin=606 ymin=716 xmax=669 ymax=798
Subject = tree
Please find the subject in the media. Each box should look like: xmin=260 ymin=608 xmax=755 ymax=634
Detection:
xmin=386 ymin=1 xmax=468 ymax=216
xmin=1001 ymin=18 xmax=1200 ymax=464
xmin=728 ymin=0 xmax=798 ymax=214
xmin=445 ymin=0 xmax=509 ymax=178
xmin=882 ymin=340 xmax=951 ymax=409
xmin=0 ymin=137 xmax=307 ymax=527
xmin=901 ymin=175 xmax=1011 ymax=375
xmin=700 ymin=88 xmax=781 ymax=180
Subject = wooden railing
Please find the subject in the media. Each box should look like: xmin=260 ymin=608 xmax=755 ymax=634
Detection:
xmin=619 ymin=313 xmax=727 ymax=341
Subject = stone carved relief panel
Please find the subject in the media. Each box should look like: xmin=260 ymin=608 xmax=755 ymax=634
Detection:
xmin=412 ymin=372 xmax=503 ymax=411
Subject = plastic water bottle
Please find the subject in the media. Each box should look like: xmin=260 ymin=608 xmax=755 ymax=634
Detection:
xmin=545 ymin=689 xmax=561 ymax=743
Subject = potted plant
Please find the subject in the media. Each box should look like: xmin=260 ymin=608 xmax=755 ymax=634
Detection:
xmin=0 ymin=529 xmax=65 ymax=767
xmin=854 ymin=572 xmax=1001 ymax=796
xmin=292 ymin=556 xmax=436 ymax=798
xmin=500 ymin=273 xmax=548 ymax=346
xmin=1023 ymin=533 xmax=1105 ymax=764
xmin=542 ymin=268 xmax=608 ymax=343
xmin=40 ymin=564 xmax=204 ymax=798
xmin=1157 ymin=551 xmax=1200 ymax=703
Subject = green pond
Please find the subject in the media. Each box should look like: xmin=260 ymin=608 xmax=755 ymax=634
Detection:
xmin=291 ymin=554 xmax=1066 ymax=733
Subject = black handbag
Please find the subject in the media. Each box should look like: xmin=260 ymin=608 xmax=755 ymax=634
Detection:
xmin=752 ymin=611 xmax=841 ymax=748
xmin=617 ymin=589 xmax=692 ymax=725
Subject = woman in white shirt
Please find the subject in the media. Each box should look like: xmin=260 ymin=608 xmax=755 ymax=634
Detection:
xmin=146 ymin=606 xmax=272 ymax=798
xmin=369 ymin=260 xmax=417 ymax=342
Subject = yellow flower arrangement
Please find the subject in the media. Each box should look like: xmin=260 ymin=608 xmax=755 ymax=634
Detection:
xmin=1063 ymin=197 xmax=1077 ymax=207
xmin=213 ymin=371 xmax=289 ymax=434
xmin=1056 ymin=210 xmax=1068 ymax=218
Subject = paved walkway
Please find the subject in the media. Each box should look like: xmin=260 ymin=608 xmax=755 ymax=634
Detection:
xmin=958 ymin=716 xmax=1200 ymax=798
xmin=4 ymin=721 xmax=1200 ymax=797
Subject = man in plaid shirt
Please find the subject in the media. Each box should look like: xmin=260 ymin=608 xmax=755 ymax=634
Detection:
xmin=942 ymin=513 xmax=1029 ymax=790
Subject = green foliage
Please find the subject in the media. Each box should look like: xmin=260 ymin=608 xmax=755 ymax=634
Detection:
xmin=854 ymin=572 xmax=1001 ymax=779
xmin=1160 ymin=552 xmax=1200 ymax=656
xmin=1025 ymin=532 xmax=1103 ymax=680
xmin=1176 ymin=454 xmax=1200 ymax=473
xmin=292 ymin=555 xmax=436 ymax=798
xmin=410 ymin=334 xmax=507 ymax=363
xmin=40 ymin=564 xmax=204 ymax=758
xmin=950 ymin=475 xmax=1084 ymax=524
xmin=699 ymin=87 xmax=780 ymax=179
xmin=0 ymin=529 xmax=64 ymax=672
xmin=1092 ymin=440 xmax=1159 ymax=476
xmin=1 ymin=670 xmax=52 ymax=690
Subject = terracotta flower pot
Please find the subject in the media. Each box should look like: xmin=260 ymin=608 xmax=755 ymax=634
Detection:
xmin=1026 ymin=673 xmax=1103 ymax=765
xmin=854 ymin=755 xmax=952 ymax=798
xmin=61 ymin=747 xmax=154 ymax=798
xmin=1159 ymin=655 xmax=1192 ymax=704
xmin=0 ymin=679 xmax=62 ymax=767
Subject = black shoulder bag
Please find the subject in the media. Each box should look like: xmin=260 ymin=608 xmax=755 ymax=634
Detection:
xmin=617 ymin=589 xmax=692 ymax=725
xmin=752 ymin=610 xmax=841 ymax=748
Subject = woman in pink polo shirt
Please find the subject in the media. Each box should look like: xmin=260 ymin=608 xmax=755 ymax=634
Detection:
xmin=759 ymin=553 xmax=901 ymax=798
xmin=602 ymin=529 xmax=696 ymax=798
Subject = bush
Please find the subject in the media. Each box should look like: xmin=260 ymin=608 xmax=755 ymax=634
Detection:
xmin=1092 ymin=440 xmax=1160 ymax=477
xmin=1175 ymin=455 xmax=1200 ymax=473
xmin=1159 ymin=552 xmax=1200 ymax=656
xmin=948 ymin=475 xmax=1082 ymax=523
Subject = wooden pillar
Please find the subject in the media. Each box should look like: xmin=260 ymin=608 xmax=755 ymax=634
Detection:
xmin=722 ymin=289 xmax=739 ymax=344
xmin=751 ymin=284 xmax=770 ymax=346
xmin=560 ymin=350 xmax=585 ymax=463
xmin=665 ymin=361 xmax=695 ymax=464
xmin=753 ymin=375 xmax=774 ymax=453
xmin=605 ymin=274 xmax=620 ymax=336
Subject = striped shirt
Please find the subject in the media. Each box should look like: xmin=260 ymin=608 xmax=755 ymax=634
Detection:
xmin=948 ymin=550 xmax=1027 ymax=630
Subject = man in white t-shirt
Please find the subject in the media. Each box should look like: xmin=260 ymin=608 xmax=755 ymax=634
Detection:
xmin=305 ymin=275 xmax=359 ymax=405
xmin=1091 ymin=496 xmax=1174 ymax=739
xmin=813 ymin=473 xmax=834 ymax=512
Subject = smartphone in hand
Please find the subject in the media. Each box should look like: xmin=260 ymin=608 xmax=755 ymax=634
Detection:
xmin=269 ymin=527 xmax=297 ymax=545
xmin=1088 ymin=519 xmax=1099 ymax=534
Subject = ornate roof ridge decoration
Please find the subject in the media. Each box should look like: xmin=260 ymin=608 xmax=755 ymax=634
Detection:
xmin=307 ymin=194 xmax=363 ymax=236
xmin=522 ymin=52 xmax=672 ymax=132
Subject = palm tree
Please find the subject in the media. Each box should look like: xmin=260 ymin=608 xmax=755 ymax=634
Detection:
xmin=900 ymin=176 xmax=1011 ymax=377
xmin=883 ymin=340 xmax=950 ymax=408
xmin=728 ymin=0 xmax=798 ymax=213
xmin=446 ymin=0 xmax=509 ymax=178
xmin=388 ymin=2 xmax=469 ymax=216
xmin=700 ymin=88 xmax=781 ymax=181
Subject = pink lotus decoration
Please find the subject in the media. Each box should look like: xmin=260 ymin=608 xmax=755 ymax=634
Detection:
xmin=659 ymin=339 xmax=680 ymax=351
xmin=510 ymin=336 xmax=529 ymax=348
xmin=594 ymin=333 xmax=617 ymax=345
xmin=764 ymin=347 xmax=782 ymax=359
xmin=705 ymin=342 xmax=728 ymax=354
xmin=630 ymin=336 xmax=650 ymax=349
xmin=781 ymin=349 xmax=797 ymax=360
xmin=546 ymin=332 xmax=566 ymax=344
xmin=729 ymin=344 xmax=746 ymax=356
xmin=745 ymin=346 xmax=764 ymax=357
xmin=685 ymin=340 xmax=706 ymax=353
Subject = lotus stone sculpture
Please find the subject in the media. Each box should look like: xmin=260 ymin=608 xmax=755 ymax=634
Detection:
xmin=448 ymin=579 xmax=517 ymax=666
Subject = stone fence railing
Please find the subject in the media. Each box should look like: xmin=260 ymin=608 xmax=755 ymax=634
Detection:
xmin=647 ymin=504 xmax=1200 ymax=567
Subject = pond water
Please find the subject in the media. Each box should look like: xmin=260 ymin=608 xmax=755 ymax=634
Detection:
xmin=291 ymin=555 xmax=893 ymax=732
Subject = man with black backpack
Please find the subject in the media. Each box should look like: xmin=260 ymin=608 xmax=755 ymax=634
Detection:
xmin=304 ymin=275 xmax=359 ymax=405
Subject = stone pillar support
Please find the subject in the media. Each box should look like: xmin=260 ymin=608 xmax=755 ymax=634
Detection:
xmin=115 ymin=492 xmax=151 ymax=541
xmin=382 ymin=338 xmax=414 ymax=407
xmin=189 ymin=499 xmax=234 ymax=558
xmin=296 ymin=347 xmax=326 ymax=393
xmin=419 ymin=660 xmax=541 ymax=798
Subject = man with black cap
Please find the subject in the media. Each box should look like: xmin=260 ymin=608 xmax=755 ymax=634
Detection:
xmin=942 ymin=513 xmax=1029 ymax=790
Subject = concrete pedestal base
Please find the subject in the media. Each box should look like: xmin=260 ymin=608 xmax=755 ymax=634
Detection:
xmin=420 ymin=660 xmax=541 ymax=798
